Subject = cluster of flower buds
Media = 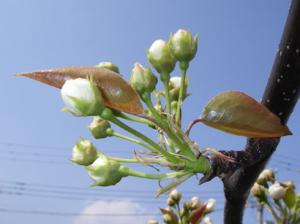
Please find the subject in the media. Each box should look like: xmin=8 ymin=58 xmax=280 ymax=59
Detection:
xmin=251 ymin=168 xmax=300 ymax=223
xmin=149 ymin=189 xmax=215 ymax=224
xmin=71 ymin=138 xmax=129 ymax=186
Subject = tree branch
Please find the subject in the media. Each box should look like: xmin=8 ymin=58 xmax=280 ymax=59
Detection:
xmin=200 ymin=1 xmax=300 ymax=223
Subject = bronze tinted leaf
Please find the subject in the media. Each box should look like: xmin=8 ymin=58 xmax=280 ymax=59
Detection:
xmin=200 ymin=91 xmax=291 ymax=138
xmin=18 ymin=66 xmax=144 ymax=115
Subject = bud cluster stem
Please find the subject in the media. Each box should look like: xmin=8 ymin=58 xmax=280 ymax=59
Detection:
xmin=175 ymin=62 xmax=189 ymax=126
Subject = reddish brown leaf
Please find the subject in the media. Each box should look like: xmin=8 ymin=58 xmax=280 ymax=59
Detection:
xmin=199 ymin=91 xmax=291 ymax=138
xmin=18 ymin=66 xmax=144 ymax=115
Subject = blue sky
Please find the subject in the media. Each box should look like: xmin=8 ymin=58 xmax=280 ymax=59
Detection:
xmin=0 ymin=0 xmax=299 ymax=223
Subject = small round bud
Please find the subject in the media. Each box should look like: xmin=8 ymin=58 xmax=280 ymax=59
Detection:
xmin=147 ymin=39 xmax=177 ymax=76
xmin=88 ymin=117 xmax=111 ymax=139
xmin=169 ymin=29 xmax=198 ymax=63
xmin=169 ymin=189 xmax=182 ymax=203
xmin=169 ymin=76 xmax=188 ymax=101
xmin=147 ymin=219 xmax=159 ymax=224
xmin=183 ymin=201 xmax=192 ymax=210
xmin=203 ymin=217 xmax=213 ymax=224
xmin=87 ymin=155 xmax=127 ymax=186
xmin=204 ymin=198 xmax=216 ymax=213
xmin=256 ymin=169 xmax=274 ymax=185
xmin=61 ymin=78 xmax=104 ymax=116
xmin=251 ymin=183 xmax=266 ymax=200
xmin=269 ymin=182 xmax=286 ymax=200
xmin=167 ymin=198 xmax=176 ymax=207
xmin=96 ymin=61 xmax=120 ymax=73
xmin=190 ymin=197 xmax=201 ymax=210
xmin=71 ymin=138 xmax=98 ymax=166
xmin=130 ymin=63 xmax=157 ymax=95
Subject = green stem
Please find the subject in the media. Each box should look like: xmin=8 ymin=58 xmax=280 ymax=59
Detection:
xmin=109 ymin=116 xmax=182 ymax=163
xmin=265 ymin=201 xmax=282 ymax=224
xmin=113 ymin=110 xmax=154 ymax=126
xmin=107 ymin=129 xmax=157 ymax=153
xmin=175 ymin=61 xmax=189 ymax=126
xmin=121 ymin=166 xmax=189 ymax=180
xmin=162 ymin=79 xmax=171 ymax=113
xmin=142 ymin=93 xmax=195 ymax=159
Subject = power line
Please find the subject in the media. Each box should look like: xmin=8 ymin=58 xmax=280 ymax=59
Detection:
xmin=0 ymin=207 xmax=159 ymax=217
xmin=0 ymin=179 xmax=223 ymax=194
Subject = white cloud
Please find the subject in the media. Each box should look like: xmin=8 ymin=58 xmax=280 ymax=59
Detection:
xmin=73 ymin=199 xmax=154 ymax=224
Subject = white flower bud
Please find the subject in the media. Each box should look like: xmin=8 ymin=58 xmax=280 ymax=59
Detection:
xmin=147 ymin=39 xmax=176 ymax=76
xmin=269 ymin=182 xmax=286 ymax=200
xmin=169 ymin=189 xmax=181 ymax=203
xmin=256 ymin=169 xmax=274 ymax=185
xmin=61 ymin=78 xmax=104 ymax=116
xmin=204 ymin=198 xmax=216 ymax=213
xmin=203 ymin=217 xmax=213 ymax=224
xmin=71 ymin=138 xmax=98 ymax=166
xmin=87 ymin=155 xmax=127 ymax=186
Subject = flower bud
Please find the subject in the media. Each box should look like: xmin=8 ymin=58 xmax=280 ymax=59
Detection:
xmin=87 ymin=155 xmax=127 ymax=186
xmin=251 ymin=183 xmax=266 ymax=201
xmin=167 ymin=198 xmax=176 ymax=207
xmin=256 ymin=169 xmax=274 ymax=185
xmin=147 ymin=219 xmax=159 ymax=224
xmin=282 ymin=181 xmax=296 ymax=208
xmin=88 ymin=117 xmax=111 ymax=139
xmin=169 ymin=189 xmax=181 ymax=203
xmin=130 ymin=63 xmax=157 ymax=95
xmin=203 ymin=217 xmax=213 ymax=224
xmin=269 ymin=182 xmax=286 ymax=200
xmin=169 ymin=29 xmax=198 ymax=63
xmin=71 ymin=138 xmax=98 ymax=166
xmin=204 ymin=198 xmax=216 ymax=213
xmin=169 ymin=76 xmax=188 ymax=101
xmin=147 ymin=39 xmax=176 ymax=77
xmin=61 ymin=78 xmax=104 ymax=116
xmin=190 ymin=197 xmax=201 ymax=210
xmin=96 ymin=61 xmax=120 ymax=73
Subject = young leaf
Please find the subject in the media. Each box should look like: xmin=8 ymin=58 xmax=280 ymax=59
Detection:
xmin=17 ymin=66 xmax=143 ymax=115
xmin=199 ymin=91 xmax=291 ymax=138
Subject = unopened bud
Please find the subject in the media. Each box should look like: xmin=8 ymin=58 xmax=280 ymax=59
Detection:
xmin=130 ymin=63 xmax=157 ymax=96
xmin=88 ymin=117 xmax=111 ymax=139
xmin=251 ymin=183 xmax=266 ymax=201
xmin=203 ymin=217 xmax=213 ymax=224
xmin=283 ymin=181 xmax=296 ymax=208
xmin=169 ymin=29 xmax=198 ymax=63
xmin=204 ymin=198 xmax=216 ymax=213
xmin=269 ymin=182 xmax=286 ymax=200
xmin=167 ymin=198 xmax=176 ymax=207
xmin=96 ymin=61 xmax=120 ymax=73
xmin=61 ymin=78 xmax=104 ymax=116
xmin=87 ymin=155 xmax=127 ymax=186
xmin=147 ymin=39 xmax=176 ymax=77
xmin=169 ymin=189 xmax=181 ymax=203
xmin=256 ymin=169 xmax=274 ymax=185
xmin=190 ymin=197 xmax=201 ymax=210
xmin=71 ymin=138 xmax=98 ymax=166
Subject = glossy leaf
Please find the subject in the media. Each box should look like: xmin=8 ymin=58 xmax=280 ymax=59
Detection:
xmin=199 ymin=91 xmax=291 ymax=138
xmin=18 ymin=66 xmax=144 ymax=115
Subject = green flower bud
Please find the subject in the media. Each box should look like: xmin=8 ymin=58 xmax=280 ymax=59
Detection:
xmin=61 ymin=78 xmax=104 ymax=116
xmin=130 ymin=63 xmax=157 ymax=95
xmin=190 ymin=197 xmax=201 ymax=210
xmin=96 ymin=61 xmax=120 ymax=73
xmin=167 ymin=198 xmax=176 ymax=207
xmin=88 ymin=117 xmax=111 ymax=139
xmin=283 ymin=183 xmax=296 ymax=209
xmin=147 ymin=39 xmax=177 ymax=77
xmin=87 ymin=154 xmax=128 ymax=186
xmin=169 ymin=189 xmax=181 ymax=203
xmin=71 ymin=138 xmax=98 ymax=166
xmin=169 ymin=29 xmax=198 ymax=63
xmin=169 ymin=77 xmax=188 ymax=101
xmin=251 ymin=183 xmax=267 ymax=201
xmin=256 ymin=169 xmax=274 ymax=185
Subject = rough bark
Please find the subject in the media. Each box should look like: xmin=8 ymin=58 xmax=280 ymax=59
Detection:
xmin=200 ymin=1 xmax=300 ymax=223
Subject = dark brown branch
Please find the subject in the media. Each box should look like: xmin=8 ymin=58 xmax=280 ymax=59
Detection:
xmin=200 ymin=1 xmax=300 ymax=223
